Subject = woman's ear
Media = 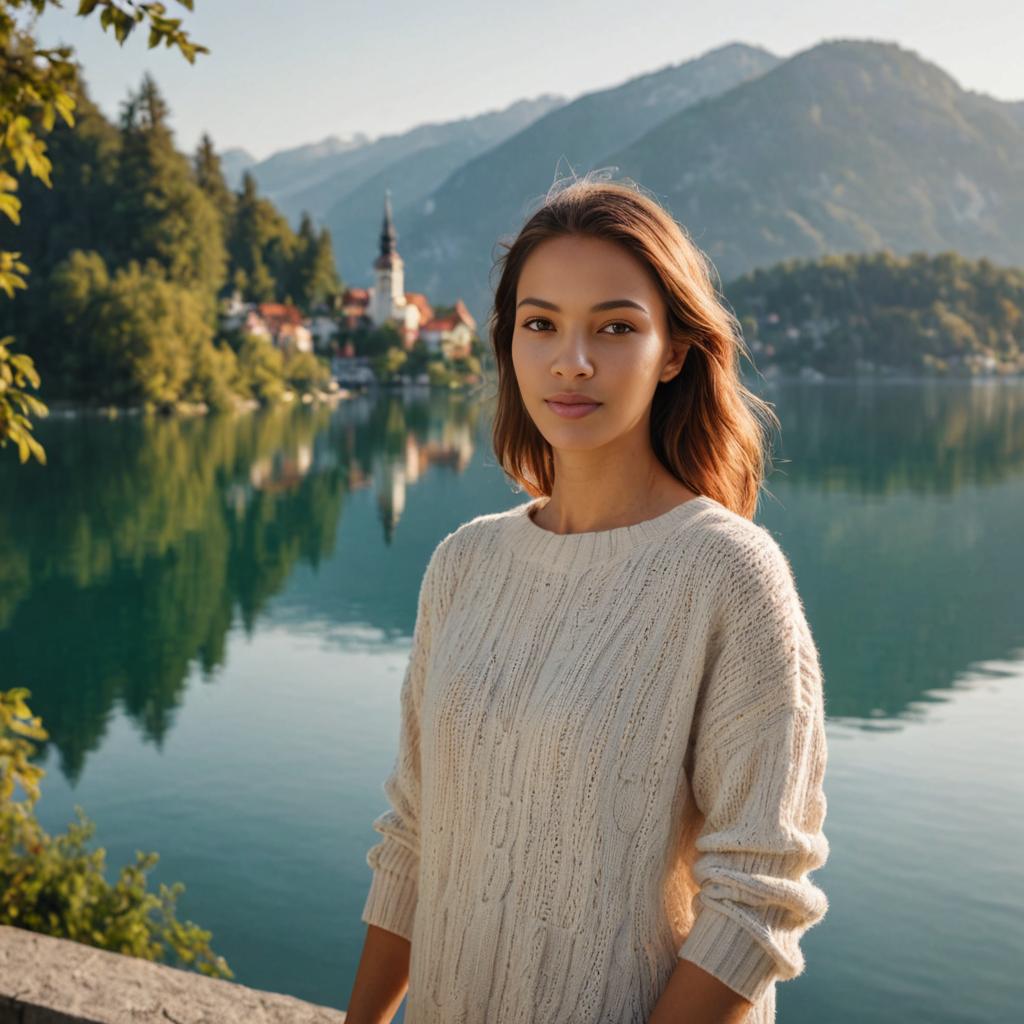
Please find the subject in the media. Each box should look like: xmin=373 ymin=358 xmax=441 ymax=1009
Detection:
xmin=661 ymin=337 xmax=692 ymax=383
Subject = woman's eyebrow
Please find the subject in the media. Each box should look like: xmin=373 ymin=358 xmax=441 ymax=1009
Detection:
xmin=516 ymin=297 xmax=649 ymax=315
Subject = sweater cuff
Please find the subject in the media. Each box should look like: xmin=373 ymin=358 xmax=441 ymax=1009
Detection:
xmin=361 ymin=862 xmax=418 ymax=942
xmin=677 ymin=903 xmax=781 ymax=1004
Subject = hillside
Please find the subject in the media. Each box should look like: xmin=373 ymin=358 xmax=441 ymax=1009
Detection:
xmin=314 ymin=96 xmax=567 ymax=283
xmin=252 ymin=95 xmax=565 ymax=226
xmin=726 ymin=249 xmax=1024 ymax=377
xmin=601 ymin=39 xmax=1024 ymax=288
xmin=387 ymin=41 xmax=782 ymax=322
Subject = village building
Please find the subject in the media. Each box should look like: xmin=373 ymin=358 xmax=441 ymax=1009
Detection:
xmin=338 ymin=192 xmax=476 ymax=354
xmin=220 ymin=294 xmax=314 ymax=355
xmin=250 ymin=303 xmax=314 ymax=354
xmin=419 ymin=300 xmax=476 ymax=360
xmin=220 ymin=190 xmax=478 ymax=374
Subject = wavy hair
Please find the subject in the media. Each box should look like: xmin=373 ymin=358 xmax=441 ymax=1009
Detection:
xmin=486 ymin=172 xmax=780 ymax=520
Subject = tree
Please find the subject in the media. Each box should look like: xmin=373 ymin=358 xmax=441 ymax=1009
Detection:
xmin=287 ymin=211 xmax=340 ymax=312
xmin=49 ymin=248 xmax=218 ymax=406
xmin=193 ymin=131 xmax=235 ymax=236
xmin=227 ymin=172 xmax=296 ymax=303
xmin=372 ymin=345 xmax=407 ymax=384
xmin=236 ymin=333 xmax=286 ymax=404
xmin=112 ymin=73 xmax=226 ymax=303
xmin=283 ymin=349 xmax=330 ymax=394
xmin=0 ymin=0 xmax=207 ymax=460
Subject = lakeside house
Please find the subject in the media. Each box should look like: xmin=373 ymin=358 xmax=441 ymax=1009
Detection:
xmin=220 ymin=295 xmax=317 ymax=355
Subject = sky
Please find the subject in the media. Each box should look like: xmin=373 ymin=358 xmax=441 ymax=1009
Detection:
xmin=31 ymin=0 xmax=1024 ymax=162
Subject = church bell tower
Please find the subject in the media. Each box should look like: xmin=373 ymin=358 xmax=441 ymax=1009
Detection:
xmin=371 ymin=190 xmax=405 ymax=325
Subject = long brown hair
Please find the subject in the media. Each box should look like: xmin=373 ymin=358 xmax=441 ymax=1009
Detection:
xmin=486 ymin=172 xmax=780 ymax=520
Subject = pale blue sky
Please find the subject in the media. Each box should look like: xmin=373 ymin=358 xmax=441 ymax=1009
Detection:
xmin=33 ymin=0 xmax=1024 ymax=161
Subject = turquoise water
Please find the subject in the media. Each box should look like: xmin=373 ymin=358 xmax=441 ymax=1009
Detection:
xmin=1 ymin=381 xmax=1022 ymax=1022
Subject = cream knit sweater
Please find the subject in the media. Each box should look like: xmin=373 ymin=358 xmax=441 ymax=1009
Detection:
xmin=361 ymin=493 xmax=830 ymax=1024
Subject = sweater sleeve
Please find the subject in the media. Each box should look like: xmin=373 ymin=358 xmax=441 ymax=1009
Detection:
xmin=677 ymin=526 xmax=830 ymax=1005
xmin=360 ymin=539 xmax=447 ymax=942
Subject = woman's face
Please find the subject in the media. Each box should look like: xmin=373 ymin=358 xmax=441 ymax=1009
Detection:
xmin=511 ymin=233 xmax=688 ymax=455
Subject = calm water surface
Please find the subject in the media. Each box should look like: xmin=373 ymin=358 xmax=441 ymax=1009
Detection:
xmin=1 ymin=381 xmax=1022 ymax=1023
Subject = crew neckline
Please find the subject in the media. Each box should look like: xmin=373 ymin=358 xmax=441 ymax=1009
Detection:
xmin=502 ymin=493 xmax=718 ymax=570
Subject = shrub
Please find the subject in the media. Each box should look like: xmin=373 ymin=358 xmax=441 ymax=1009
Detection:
xmin=0 ymin=687 xmax=232 ymax=978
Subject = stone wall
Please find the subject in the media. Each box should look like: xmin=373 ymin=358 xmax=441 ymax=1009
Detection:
xmin=0 ymin=924 xmax=347 ymax=1023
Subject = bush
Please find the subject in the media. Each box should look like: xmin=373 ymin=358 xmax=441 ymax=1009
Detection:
xmin=237 ymin=334 xmax=285 ymax=404
xmin=283 ymin=350 xmax=330 ymax=394
xmin=0 ymin=687 xmax=232 ymax=978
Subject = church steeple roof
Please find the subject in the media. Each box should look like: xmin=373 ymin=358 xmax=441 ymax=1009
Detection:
xmin=375 ymin=189 xmax=399 ymax=268
xmin=376 ymin=190 xmax=391 ymax=258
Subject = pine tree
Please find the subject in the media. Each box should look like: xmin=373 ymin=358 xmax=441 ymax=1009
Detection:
xmin=285 ymin=212 xmax=340 ymax=311
xmin=227 ymin=172 xmax=297 ymax=303
xmin=193 ymin=132 xmax=236 ymax=231
xmin=111 ymin=74 xmax=227 ymax=302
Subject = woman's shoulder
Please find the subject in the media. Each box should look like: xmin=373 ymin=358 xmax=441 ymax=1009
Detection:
xmin=421 ymin=501 xmax=524 ymax=589
xmin=430 ymin=501 xmax=523 ymax=561
xmin=680 ymin=497 xmax=804 ymax=611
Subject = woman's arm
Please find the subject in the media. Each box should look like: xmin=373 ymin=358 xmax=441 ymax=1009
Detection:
xmin=662 ymin=526 xmax=831 ymax=1013
xmin=649 ymin=958 xmax=753 ymax=1023
xmin=345 ymin=924 xmax=411 ymax=1024
xmin=350 ymin=537 xmax=454 ymax=1019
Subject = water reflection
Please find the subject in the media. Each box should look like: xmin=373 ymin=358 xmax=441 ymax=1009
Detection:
xmin=1 ymin=380 xmax=1021 ymax=784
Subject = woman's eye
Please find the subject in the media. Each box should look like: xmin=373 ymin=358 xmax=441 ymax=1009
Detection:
xmin=522 ymin=317 xmax=553 ymax=332
xmin=601 ymin=322 xmax=634 ymax=335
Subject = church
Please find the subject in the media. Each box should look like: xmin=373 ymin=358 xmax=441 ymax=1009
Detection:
xmin=339 ymin=191 xmax=476 ymax=358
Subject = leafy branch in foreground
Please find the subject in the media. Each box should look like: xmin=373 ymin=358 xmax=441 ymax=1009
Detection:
xmin=0 ymin=334 xmax=48 ymax=463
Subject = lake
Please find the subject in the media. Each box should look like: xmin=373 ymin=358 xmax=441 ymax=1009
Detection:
xmin=1 ymin=380 xmax=1022 ymax=1022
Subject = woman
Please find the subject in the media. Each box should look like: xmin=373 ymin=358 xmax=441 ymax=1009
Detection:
xmin=346 ymin=176 xmax=830 ymax=1024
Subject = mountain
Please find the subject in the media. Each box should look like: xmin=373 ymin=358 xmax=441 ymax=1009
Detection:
xmin=385 ymin=42 xmax=782 ymax=321
xmin=252 ymin=95 xmax=565 ymax=229
xmin=598 ymin=39 xmax=1024 ymax=288
xmin=313 ymin=96 xmax=567 ymax=282
xmin=220 ymin=146 xmax=257 ymax=188
xmin=245 ymin=133 xmax=371 ymax=201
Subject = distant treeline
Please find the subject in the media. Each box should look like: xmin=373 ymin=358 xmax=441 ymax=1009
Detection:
xmin=728 ymin=251 xmax=1024 ymax=377
xmin=0 ymin=74 xmax=339 ymax=408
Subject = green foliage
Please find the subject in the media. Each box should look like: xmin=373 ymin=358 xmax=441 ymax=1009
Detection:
xmin=227 ymin=173 xmax=297 ymax=304
xmin=283 ymin=349 xmax=330 ymax=394
xmin=372 ymin=345 xmax=408 ymax=383
xmin=0 ymin=16 xmax=341 ymax=412
xmin=184 ymin=338 xmax=239 ymax=410
xmin=353 ymin=320 xmax=402 ymax=359
xmin=727 ymin=250 xmax=1024 ymax=376
xmin=0 ymin=686 xmax=232 ymax=978
xmin=0 ymin=335 xmax=47 ymax=463
xmin=236 ymin=333 xmax=285 ymax=404
xmin=426 ymin=359 xmax=457 ymax=388
xmin=112 ymin=74 xmax=226 ymax=300
xmin=0 ymin=0 xmax=206 ymax=453
xmin=405 ymin=337 xmax=430 ymax=375
xmin=286 ymin=212 xmax=339 ymax=312
xmin=193 ymin=131 xmax=235 ymax=228
xmin=50 ymin=249 xmax=218 ymax=406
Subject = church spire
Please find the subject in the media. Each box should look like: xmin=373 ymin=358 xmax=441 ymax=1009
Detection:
xmin=379 ymin=188 xmax=397 ymax=261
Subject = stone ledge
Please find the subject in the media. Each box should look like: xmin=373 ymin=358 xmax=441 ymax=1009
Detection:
xmin=0 ymin=924 xmax=347 ymax=1023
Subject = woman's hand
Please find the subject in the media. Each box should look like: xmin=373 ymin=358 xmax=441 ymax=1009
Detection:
xmin=648 ymin=957 xmax=754 ymax=1024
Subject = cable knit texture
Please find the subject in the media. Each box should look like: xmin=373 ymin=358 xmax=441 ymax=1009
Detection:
xmin=361 ymin=493 xmax=830 ymax=1024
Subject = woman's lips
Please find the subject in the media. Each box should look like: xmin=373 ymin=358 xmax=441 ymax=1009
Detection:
xmin=545 ymin=399 xmax=602 ymax=419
